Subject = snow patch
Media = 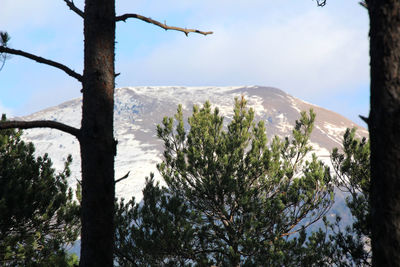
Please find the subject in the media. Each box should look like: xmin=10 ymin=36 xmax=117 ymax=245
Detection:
xmin=18 ymin=86 xmax=367 ymax=201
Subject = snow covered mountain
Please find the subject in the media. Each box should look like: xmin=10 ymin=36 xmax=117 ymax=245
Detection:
xmin=18 ymin=86 xmax=368 ymax=201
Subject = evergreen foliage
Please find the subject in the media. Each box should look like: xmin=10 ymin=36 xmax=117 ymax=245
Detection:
xmin=329 ymin=128 xmax=371 ymax=266
xmin=115 ymin=99 xmax=334 ymax=266
xmin=0 ymin=114 xmax=80 ymax=266
xmin=288 ymin=128 xmax=371 ymax=267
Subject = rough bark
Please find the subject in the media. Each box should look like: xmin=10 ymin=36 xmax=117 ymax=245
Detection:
xmin=79 ymin=0 xmax=116 ymax=266
xmin=368 ymin=0 xmax=400 ymax=266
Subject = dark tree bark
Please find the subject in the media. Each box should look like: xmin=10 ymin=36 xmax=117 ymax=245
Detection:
xmin=368 ymin=0 xmax=400 ymax=266
xmin=79 ymin=0 xmax=116 ymax=266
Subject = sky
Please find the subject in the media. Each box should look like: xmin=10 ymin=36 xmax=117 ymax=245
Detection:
xmin=0 ymin=0 xmax=369 ymax=126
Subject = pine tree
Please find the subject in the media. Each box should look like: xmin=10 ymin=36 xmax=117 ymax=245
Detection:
xmin=328 ymin=128 xmax=371 ymax=266
xmin=0 ymin=115 xmax=80 ymax=266
xmin=290 ymin=128 xmax=371 ymax=267
xmin=115 ymin=98 xmax=334 ymax=266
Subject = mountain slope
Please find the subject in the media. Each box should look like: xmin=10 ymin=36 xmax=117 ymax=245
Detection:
xmin=18 ymin=86 xmax=368 ymax=200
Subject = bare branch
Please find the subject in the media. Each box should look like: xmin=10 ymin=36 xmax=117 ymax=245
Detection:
xmin=115 ymin=14 xmax=213 ymax=36
xmin=359 ymin=1 xmax=368 ymax=9
xmin=0 ymin=120 xmax=81 ymax=139
xmin=359 ymin=115 xmax=369 ymax=125
xmin=0 ymin=46 xmax=82 ymax=82
xmin=115 ymin=171 xmax=130 ymax=184
xmin=63 ymin=0 xmax=84 ymax=18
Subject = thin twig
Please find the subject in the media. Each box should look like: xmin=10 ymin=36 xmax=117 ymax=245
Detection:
xmin=0 ymin=46 xmax=83 ymax=82
xmin=0 ymin=56 xmax=5 ymax=71
xmin=0 ymin=120 xmax=81 ymax=139
xmin=115 ymin=13 xmax=213 ymax=36
xmin=63 ymin=0 xmax=84 ymax=18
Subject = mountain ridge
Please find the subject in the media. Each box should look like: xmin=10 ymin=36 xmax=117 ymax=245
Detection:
xmin=17 ymin=86 xmax=368 ymax=200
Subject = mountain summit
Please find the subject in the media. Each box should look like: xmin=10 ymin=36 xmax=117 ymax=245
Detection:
xmin=19 ymin=86 xmax=367 ymax=200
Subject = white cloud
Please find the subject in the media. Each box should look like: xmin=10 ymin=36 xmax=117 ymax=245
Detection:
xmin=118 ymin=9 xmax=369 ymax=100
xmin=0 ymin=0 xmax=57 ymax=30
xmin=1 ymin=0 xmax=369 ymax=122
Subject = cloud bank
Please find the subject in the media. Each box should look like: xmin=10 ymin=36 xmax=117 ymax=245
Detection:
xmin=1 ymin=0 xmax=369 ymax=125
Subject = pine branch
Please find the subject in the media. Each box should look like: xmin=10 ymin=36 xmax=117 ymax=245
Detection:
xmin=63 ymin=0 xmax=84 ymax=18
xmin=0 ymin=46 xmax=83 ymax=82
xmin=0 ymin=120 xmax=81 ymax=139
xmin=115 ymin=14 xmax=213 ymax=36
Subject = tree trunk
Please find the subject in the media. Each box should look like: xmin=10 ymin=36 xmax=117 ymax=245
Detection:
xmin=79 ymin=0 xmax=116 ymax=266
xmin=368 ymin=1 xmax=400 ymax=266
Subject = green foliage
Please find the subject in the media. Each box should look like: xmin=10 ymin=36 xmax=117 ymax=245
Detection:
xmin=328 ymin=128 xmax=371 ymax=266
xmin=115 ymin=99 xmax=334 ymax=266
xmin=115 ymin=175 xmax=204 ymax=266
xmin=0 ymin=114 xmax=80 ymax=266
xmin=289 ymin=128 xmax=371 ymax=266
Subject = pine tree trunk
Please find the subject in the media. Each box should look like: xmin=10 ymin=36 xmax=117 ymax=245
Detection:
xmin=368 ymin=1 xmax=400 ymax=266
xmin=79 ymin=0 xmax=116 ymax=266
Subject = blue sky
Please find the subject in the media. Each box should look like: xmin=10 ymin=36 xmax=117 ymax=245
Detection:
xmin=0 ymin=0 xmax=369 ymax=126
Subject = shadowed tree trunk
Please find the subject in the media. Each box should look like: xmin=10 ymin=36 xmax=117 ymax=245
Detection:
xmin=368 ymin=0 xmax=400 ymax=265
xmin=79 ymin=0 xmax=116 ymax=266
